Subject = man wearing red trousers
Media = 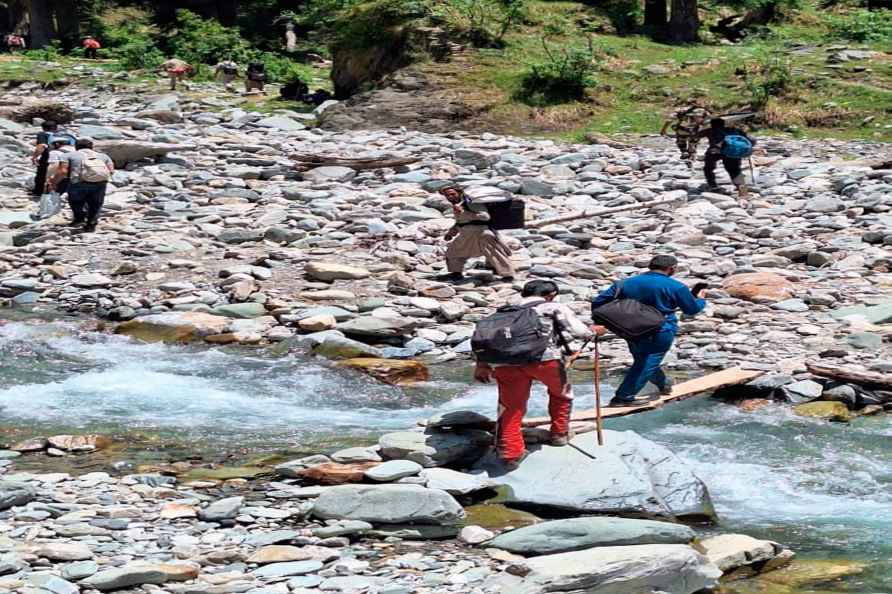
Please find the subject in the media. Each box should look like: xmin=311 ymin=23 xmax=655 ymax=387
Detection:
xmin=473 ymin=280 xmax=593 ymax=469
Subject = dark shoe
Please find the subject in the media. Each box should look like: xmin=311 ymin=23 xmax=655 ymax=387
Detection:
xmin=435 ymin=272 xmax=464 ymax=282
xmin=657 ymin=377 xmax=674 ymax=396
xmin=500 ymin=276 xmax=515 ymax=282
xmin=501 ymin=451 xmax=529 ymax=471
xmin=608 ymin=394 xmax=660 ymax=407
xmin=68 ymin=219 xmax=85 ymax=227
xmin=82 ymin=224 xmax=96 ymax=234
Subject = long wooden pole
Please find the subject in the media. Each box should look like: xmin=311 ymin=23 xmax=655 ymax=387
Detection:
xmin=594 ymin=336 xmax=604 ymax=446
xmin=527 ymin=197 xmax=680 ymax=229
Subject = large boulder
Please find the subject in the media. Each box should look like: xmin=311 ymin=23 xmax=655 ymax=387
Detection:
xmin=337 ymin=358 xmax=429 ymax=385
xmin=0 ymin=99 xmax=74 ymax=123
xmin=0 ymin=481 xmax=36 ymax=511
xmin=831 ymin=302 xmax=892 ymax=324
xmin=476 ymin=430 xmax=715 ymax=521
xmin=95 ymin=141 xmax=194 ymax=166
xmin=81 ymin=563 xmax=199 ymax=591
xmin=311 ymin=484 xmax=465 ymax=525
xmin=486 ymin=517 xmax=696 ymax=556
xmin=335 ymin=316 xmax=416 ymax=345
xmin=484 ymin=544 xmax=722 ymax=594
xmin=723 ymin=272 xmax=795 ymax=303
xmin=115 ymin=312 xmax=230 ymax=343
xmin=699 ymin=534 xmax=786 ymax=572
xmin=379 ymin=430 xmax=492 ymax=468
xmin=305 ymin=261 xmax=370 ymax=282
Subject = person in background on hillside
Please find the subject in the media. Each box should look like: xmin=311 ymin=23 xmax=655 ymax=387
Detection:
xmin=6 ymin=33 xmax=26 ymax=53
xmin=698 ymin=117 xmax=756 ymax=201
xmin=245 ymin=62 xmax=267 ymax=94
xmin=31 ymin=120 xmax=59 ymax=196
xmin=160 ymin=58 xmax=193 ymax=91
xmin=591 ymin=255 xmax=707 ymax=407
xmin=82 ymin=36 xmax=101 ymax=59
xmin=215 ymin=58 xmax=240 ymax=92
xmin=660 ymin=106 xmax=709 ymax=167
xmin=474 ymin=280 xmax=593 ymax=469
xmin=285 ymin=22 xmax=298 ymax=52
xmin=48 ymin=137 xmax=114 ymax=233
xmin=438 ymin=184 xmax=515 ymax=284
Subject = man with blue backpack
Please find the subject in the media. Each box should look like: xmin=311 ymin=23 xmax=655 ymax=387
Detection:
xmin=699 ymin=117 xmax=755 ymax=201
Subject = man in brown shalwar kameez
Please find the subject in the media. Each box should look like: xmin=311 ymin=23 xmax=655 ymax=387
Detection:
xmin=439 ymin=185 xmax=515 ymax=283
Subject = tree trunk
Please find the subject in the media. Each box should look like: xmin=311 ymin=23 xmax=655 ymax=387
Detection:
xmin=217 ymin=0 xmax=240 ymax=26
xmin=666 ymin=0 xmax=699 ymax=43
xmin=53 ymin=0 xmax=80 ymax=50
xmin=644 ymin=0 xmax=668 ymax=30
xmin=29 ymin=0 xmax=56 ymax=49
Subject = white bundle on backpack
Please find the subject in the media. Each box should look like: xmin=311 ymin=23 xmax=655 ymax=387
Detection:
xmin=79 ymin=150 xmax=111 ymax=183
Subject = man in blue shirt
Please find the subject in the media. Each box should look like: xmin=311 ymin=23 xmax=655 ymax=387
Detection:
xmin=591 ymin=255 xmax=707 ymax=406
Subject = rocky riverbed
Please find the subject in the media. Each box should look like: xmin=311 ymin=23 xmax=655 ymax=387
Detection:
xmin=0 ymin=66 xmax=891 ymax=593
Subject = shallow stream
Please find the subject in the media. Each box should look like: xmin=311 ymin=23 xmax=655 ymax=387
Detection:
xmin=1 ymin=316 xmax=890 ymax=591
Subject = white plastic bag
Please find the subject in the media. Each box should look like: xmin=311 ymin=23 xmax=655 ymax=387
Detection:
xmin=35 ymin=192 xmax=62 ymax=220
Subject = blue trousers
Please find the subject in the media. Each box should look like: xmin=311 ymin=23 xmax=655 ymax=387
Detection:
xmin=615 ymin=330 xmax=675 ymax=399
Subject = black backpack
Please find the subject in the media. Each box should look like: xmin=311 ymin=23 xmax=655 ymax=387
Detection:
xmin=591 ymin=279 xmax=665 ymax=340
xmin=472 ymin=301 xmax=551 ymax=365
xmin=247 ymin=62 xmax=266 ymax=81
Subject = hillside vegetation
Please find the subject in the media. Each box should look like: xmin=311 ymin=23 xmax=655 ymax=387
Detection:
xmin=1 ymin=0 xmax=889 ymax=141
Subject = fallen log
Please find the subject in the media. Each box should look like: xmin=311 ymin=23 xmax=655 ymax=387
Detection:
xmin=527 ymin=196 xmax=682 ymax=229
xmin=523 ymin=367 xmax=764 ymax=426
xmin=290 ymin=153 xmax=420 ymax=171
xmin=806 ymin=361 xmax=892 ymax=389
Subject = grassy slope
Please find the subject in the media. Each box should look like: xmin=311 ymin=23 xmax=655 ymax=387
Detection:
xmin=422 ymin=1 xmax=892 ymax=142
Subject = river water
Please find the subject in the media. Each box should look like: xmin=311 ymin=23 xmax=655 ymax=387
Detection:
xmin=1 ymin=317 xmax=890 ymax=591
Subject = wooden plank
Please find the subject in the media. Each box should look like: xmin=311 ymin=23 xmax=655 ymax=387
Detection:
xmin=806 ymin=361 xmax=892 ymax=389
xmin=523 ymin=367 xmax=765 ymax=427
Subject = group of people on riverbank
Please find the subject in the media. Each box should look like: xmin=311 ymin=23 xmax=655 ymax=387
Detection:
xmin=441 ymin=116 xmax=748 ymax=467
xmin=30 ymin=121 xmax=114 ymax=233
xmin=437 ymin=171 xmax=712 ymax=468
xmin=470 ymin=258 xmax=707 ymax=468
xmin=159 ymin=57 xmax=268 ymax=93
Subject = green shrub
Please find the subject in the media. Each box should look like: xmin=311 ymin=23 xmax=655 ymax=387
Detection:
xmin=114 ymin=39 xmax=166 ymax=70
xmin=825 ymin=9 xmax=892 ymax=42
xmin=166 ymin=9 xmax=249 ymax=65
xmin=602 ymin=0 xmax=642 ymax=34
xmin=430 ymin=0 xmax=528 ymax=48
xmin=742 ymin=53 xmax=794 ymax=110
xmin=24 ymin=41 xmax=64 ymax=62
xmin=332 ymin=0 xmax=429 ymax=50
xmin=516 ymin=40 xmax=598 ymax=105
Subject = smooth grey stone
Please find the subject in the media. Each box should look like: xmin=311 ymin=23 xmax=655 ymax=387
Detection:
xmin=487 ymin=517 xmax=695 ymax=555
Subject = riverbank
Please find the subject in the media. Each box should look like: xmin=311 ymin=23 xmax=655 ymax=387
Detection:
xmin=0 ymin=66 xmax=891 ymax=592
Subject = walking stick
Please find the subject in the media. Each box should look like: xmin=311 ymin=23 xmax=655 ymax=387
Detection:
xmin=594 ymin=336 xmax=604 ymax=446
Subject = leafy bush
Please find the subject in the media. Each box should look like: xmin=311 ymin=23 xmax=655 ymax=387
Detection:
xmin=825 ymin=9 xmax=892 ymax=42
xmin=166 ymin=9 xmax=249 ymax=65
xmin=332 ymin=0 xmax=429 ymax=50
xmin=115 ymin=39 xmax=166 ymax=71
xmin=602 ymin=0 xmax=642 ymax=34
xmin=429 ymin=0 xmax=528 ymax=47
xmin=516 ymin=40 xmax=598 ymax=105
xmin=24 ymin=41 xmax=64 ymax=62
xmin=741 ymin=53 xmax=794 ymax=110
